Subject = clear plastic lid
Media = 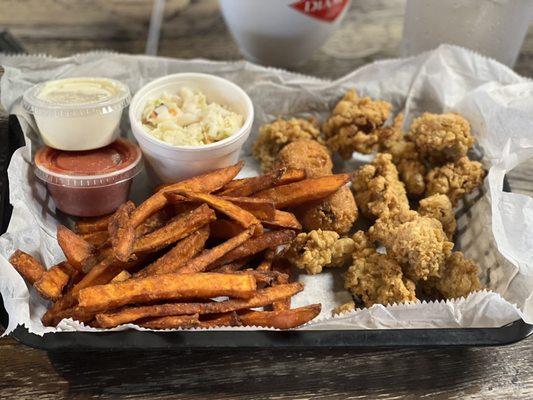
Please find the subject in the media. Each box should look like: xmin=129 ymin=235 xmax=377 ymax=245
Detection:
xmin=34 ymin=138 xmax=142 ymax=188
xmin=23 ymin=77 xmax=131 ymax=117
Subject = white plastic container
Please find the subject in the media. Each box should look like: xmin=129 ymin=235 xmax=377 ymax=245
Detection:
xmin=129 ymin=73 xmax=254 ymax=183
xmin=23 ymin=77 xmax=131 ymax=151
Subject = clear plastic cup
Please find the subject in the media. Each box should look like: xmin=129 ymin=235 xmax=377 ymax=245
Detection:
xmin=401 ymin=0 xmax=533 ymax=67
xmin=129 ymin=73 xmax=254 ymax=184
xmin=34 ymin=138 xmax=142 ymax=217
xmin=23 ymin=77 xmax=131 ymax=151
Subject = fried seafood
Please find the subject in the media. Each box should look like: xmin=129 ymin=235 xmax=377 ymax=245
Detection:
xmin=418 ymin=194 xmax=456 ymax=240
xmin=369 ymin=210 xmax=453 ymax=281
xmin=331 ymin=301 xmax=356 ymax=316
xmin=344 ymin=231 xmax=417 ymax=307
xmin=408 ymin=113 xmax=474 ymax=164
xmin=377 ymin=114 xmax=426 ymax=198
xmin=252 ymin=118 xmax=324 ymax=171
xmin=324 ymin=89 xmax=391 ymax=158
xmin=273 ymin=139 xmax=333 ymax=178
xmin=285 ymin=229 xmax=355 ymax=275
xmin=425 ymin=156 xmax=485 ymax=205
xmin=351 ymin=153 xmax=409 ymax=219
xmin=422 ymin=252 xmax=482 ymax=299
xmin=296 ymin=186 xmax=357 ymax=235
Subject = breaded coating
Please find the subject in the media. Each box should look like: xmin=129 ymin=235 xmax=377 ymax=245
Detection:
xmin=377 ymin=114 xmax=426 ymax=198
xmin=285 ymin=229 xmax=355 ymax=275
xmin=408 ymin=113 xmax=474 ymax=164
xmin=252 ymin=118 xmax=324 ymax=171
xmin=324 ymin=89 xmax=391 ymax=158
xmin=344 ymin=232 xmax=417 ymax=307
xmin=369 ymin=210 xmax=453 ymax=281
xmin=418 ymin=194 xmax=456 ymax=240
xmin=426 ymin=156 xmax=485 ymax=205
xmin=273 ymin=139 xmax=332 ymax=178
xmin=351 ymin=153 xmax=409 ymax=219
xmin=424 ymin=252 xmax=482 ymax=299
xmin=332 ymin=301 xmax=356 ymax=316
xmin=296 ymin=186 xmax=358 ymax=235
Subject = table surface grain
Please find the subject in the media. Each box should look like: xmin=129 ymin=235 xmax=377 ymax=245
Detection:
xmin=1 ymin=1 xmax=532 ymax=399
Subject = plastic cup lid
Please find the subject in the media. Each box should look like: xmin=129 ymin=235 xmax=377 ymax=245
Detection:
xmin=22 ymin=77 xmax=131 ymax=118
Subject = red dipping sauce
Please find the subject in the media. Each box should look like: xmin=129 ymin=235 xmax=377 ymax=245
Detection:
xmin=34 ymin=138 xmax=142 ymax=217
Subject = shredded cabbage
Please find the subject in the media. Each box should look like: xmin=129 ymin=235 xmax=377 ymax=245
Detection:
xmin=141 ymin=88 xmax=244 ymax=146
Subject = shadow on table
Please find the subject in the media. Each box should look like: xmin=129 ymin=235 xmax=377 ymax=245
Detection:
xmin=48 ymin=347 xmax=485 ymax=398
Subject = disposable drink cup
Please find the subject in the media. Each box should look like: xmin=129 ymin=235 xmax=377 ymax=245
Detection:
xmin=401 ymin=0 xmax=533 ymax=67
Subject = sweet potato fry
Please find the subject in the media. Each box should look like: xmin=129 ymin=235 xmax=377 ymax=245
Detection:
xmin=139 ymin=314 xmax=200 ymax=330
xmin=133 ymin=204 xmax=215 ymax=253
xmin=49 ymin=305 xmax=96 ymax=326
xmin=261 ymin=210 xmax=302 ymax=231
xmin=9 ymin=250 xmax=45 ymax=285
xmin=168 ymin=190 xmax=260 ymax=229
xmin=134 ymin=226 xmax=209 ymax=278
xmin=177 ymin=228 xmax=254 ymax=274
xmin=238 ymin=304 xmax=321 ymax=329
xmin=95 ymin=283 xmax=303 ymax=328
xmin=108 ymin=201 xmax=136 ymax=262
xmin=75 ymin=214 xmax=112 ymax=234
xmin=220 ymin=197 xmax=276 ymax=221
xmin=271 ymin=258 xmax=292 ymax=311
xmin=111 ymin=270 xmax=132 ymax=283
xmin=217 ymin=169 xmax=285 ymax=197
xmin=212 ymin=230 xmax=295 ymax=268
xmin=214 ymin=257 xmax=251 ymax=273
xmin=34 ymin=262 xmax=74 ymax=301
xmin=134 ymin=206 xmax=174 ymax=237
xmin=57 ymin=225 xmax=97 ymax=272
xmin=199 ymin=312 xmax=241 ymax=328
xmin=256 ymin=249 xmax=275 ymax=272
xmin=253 ymin=174 xmax=350 ymax=209
xmin=278 ymin=168 xmax=306 ymax=185
xmin=209 ymin=219 xmax=245 ymax=239
xmin=80 ymin=230 xmax=109 ymax=247
xmin=78 ymin=272 xmax=257 ymax=312
xmin=131 ymin=161 xmax=244 ymax=228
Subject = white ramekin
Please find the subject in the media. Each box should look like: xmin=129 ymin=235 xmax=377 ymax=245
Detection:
xmin=129 ymin=73 xmax=254 ymax=183
xmin=23 ymin=77 xmax=131 ymax=151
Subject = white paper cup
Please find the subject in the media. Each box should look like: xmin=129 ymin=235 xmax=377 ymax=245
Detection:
xmin=220 ymin=0 xmax=351 ymax=68
xmin=129 ymin=73 xmax=254 ymax=184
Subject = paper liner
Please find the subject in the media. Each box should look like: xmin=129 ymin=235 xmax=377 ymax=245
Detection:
xmin=1 ymin=45 xmax=533 ymax=336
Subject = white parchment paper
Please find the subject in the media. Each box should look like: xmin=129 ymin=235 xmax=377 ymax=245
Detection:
xmin=1 ymin=45 xmax=532 ymax=336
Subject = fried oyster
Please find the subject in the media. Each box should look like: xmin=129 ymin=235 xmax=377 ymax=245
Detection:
xmin=344 ymin=231 xmax=417 ymax=307
xmin=408 ymin=112 xmax=474 ymax=164
xmin=418 ymin=194 xmax=456 ymax=240
xmin=324 ymin=89 xmax=391 ymax=158
xmin=252 ymin=118 xmax=324 ymax=171
xmin=376 ymin=114 xmax=426 ymax=198
xmin=369 ymin=210 xmax=453 ymax=282
xmin=351 ymin=153 xmax=409 ymax=219
xmin=285 ymin=229 xmax=355 ymax=275
xmin=273 ymin=139 xmax=333 ymax=178
xmin=422 ymin=252 xmax=482 ymax=299
xmin=425 ymin=156 xmax=485 ymax=205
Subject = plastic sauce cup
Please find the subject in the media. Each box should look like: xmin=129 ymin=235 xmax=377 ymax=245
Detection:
xmin=129 ymin=73 xmax=254 ymax=183
xmin=34 ymin=138 xmax=142 ymax=217
xmin=23 ymin=77 xmax=131 ymax=151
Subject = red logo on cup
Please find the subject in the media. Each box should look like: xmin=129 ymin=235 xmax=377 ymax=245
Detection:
xmin=290 ymin=0 xmax=349 ymax=22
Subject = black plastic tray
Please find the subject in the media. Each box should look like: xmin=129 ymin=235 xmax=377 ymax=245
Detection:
xmin=1 ymin=113 xmax=532 ymax=350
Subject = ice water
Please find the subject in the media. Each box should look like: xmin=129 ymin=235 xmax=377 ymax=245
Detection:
xmin=401 ymin=0 xmax=533 ymax=66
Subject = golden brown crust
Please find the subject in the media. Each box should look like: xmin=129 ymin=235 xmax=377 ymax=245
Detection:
xmin=351 ymin=153 xmax=409 ymax=219
xmin=296 ymin=186 xmax=358 ymax=235
xmin=418 ymin=194 xmax=456 ymax=240
xmin=425 ymin=156 xmax=485 ymax=205
xmin=253 ymin=118 xmax=324 ymax=171
xmin=324 ymin=89 xmax=391 ymax=158
xmin=369 ymin=210 xmax=453 ymax=281
xmin=408 ymin=113 xmax=474 ymax=164
xmin=422 ymin=252 xmax=482 ymax=299
xmin=273 ymin=139 xmax=333 ymax=178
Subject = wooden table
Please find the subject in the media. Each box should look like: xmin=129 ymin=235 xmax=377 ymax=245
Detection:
xmin=1 ymin=1 xmax=532 ymax=399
